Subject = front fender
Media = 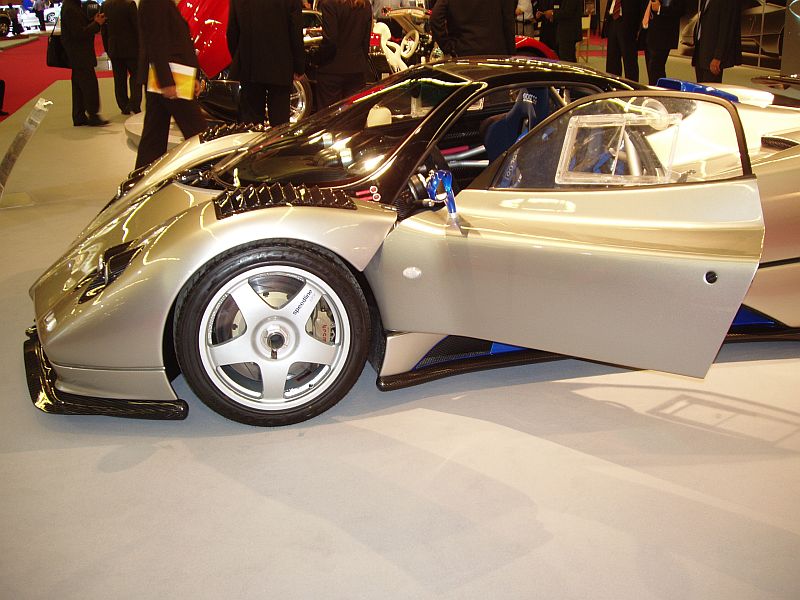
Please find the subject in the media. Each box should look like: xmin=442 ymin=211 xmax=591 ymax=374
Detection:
xmin=33 ymin=183 xmax=397 ymax=371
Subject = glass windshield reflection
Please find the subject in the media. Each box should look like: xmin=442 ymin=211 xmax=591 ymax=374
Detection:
xmin=216 ymin=68 xmax=470 ymax=189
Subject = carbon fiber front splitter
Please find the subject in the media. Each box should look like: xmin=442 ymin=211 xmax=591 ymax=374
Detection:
xmin=24 ymin=327 xmax=188 ymax=421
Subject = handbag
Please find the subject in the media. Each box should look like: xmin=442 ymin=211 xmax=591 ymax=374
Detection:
xmin=46 ymin=19 xmax=70 ymax=69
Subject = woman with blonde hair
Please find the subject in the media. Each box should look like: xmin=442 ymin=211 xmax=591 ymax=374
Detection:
xmin=315 ymin=0 xmax=373 ymax=108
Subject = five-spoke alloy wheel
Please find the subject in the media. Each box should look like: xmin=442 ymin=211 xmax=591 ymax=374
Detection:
xmin=175 ymin=243 xmax=369 ymax=426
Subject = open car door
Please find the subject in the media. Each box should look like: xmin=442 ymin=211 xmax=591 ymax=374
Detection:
xmin=372 ymin=91 xmax=764 ymax=377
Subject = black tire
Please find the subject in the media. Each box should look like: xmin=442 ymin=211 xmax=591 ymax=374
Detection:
xmin=0 ymin=19 xmax=10 ymax=37
xmin=175 ymin=242 xmax=369 ymax=426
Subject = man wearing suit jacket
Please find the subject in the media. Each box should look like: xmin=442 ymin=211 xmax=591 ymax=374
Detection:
xmin=315 ymin=0 xmax=373 ymax=109
xmin=540 ymin=0 xmax=582 ymax=62
xmin=534 ymin=0 xmax=558 ymax=54
xmin=135 ymin=0 xmax=207 ymax=169
xmin=227 ymin=0 xmax=305 ymax=125
xmin=641 ymin=0 xmax=684 ymax=85
xmin=603 ymin=0 xmax=646 ymax=81
xmin=431 ymin=0 xmax=516 ymax=57
xmin=692 ymin=0 xmax=741 ymax=83
xmin=101 ymin=0 xmax=142 ymax=115
xmin=60 ymin=0 xmax=109 ymax=126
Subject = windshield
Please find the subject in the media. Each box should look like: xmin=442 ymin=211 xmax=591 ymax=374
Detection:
xmin=216 ymin=68 xmax=471 ymax=188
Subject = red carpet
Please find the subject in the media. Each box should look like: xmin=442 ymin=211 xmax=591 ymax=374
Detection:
xmin=0 ymin=35 xmax=112 ymax=120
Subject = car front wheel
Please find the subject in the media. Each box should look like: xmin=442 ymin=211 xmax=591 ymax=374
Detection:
xmin=175 ymin=243 xmax=369 ymax=426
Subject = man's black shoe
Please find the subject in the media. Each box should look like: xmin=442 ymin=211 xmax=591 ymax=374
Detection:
xmin=87 ymin=116 xmax=110 ymax=127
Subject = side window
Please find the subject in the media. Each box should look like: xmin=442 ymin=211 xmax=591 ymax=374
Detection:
xmin=494 ymin=96 xmax=745 ymax=190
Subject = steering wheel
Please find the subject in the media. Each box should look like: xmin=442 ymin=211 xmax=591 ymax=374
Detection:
xmin=400 ymin=29 xmax=420 ymax=60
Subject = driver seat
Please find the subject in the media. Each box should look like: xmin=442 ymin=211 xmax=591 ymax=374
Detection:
xmin=481 ymin=88 xmax=550 ymax=161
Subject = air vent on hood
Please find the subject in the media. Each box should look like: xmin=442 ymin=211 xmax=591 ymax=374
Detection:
xmin=200 ymin=122 xmax=271 ymax=143
xmin=214 ymin=183 xmax=356 ymax=219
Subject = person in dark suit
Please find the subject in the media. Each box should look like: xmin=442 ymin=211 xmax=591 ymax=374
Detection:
xmin=101 ymin=0 xmax=142 ymax=115
xmin=60 ymin=0 xmax=109 ymax=127
xmin=641 ymin=0 xmax=683 ymax=85
xmin=540 ymin=0 xmax=582 ymax=62
xmin=0 ymin=79 xmax=8 ymax=116
xmin=534 ymin=0 xmax=558 ymax=54
xmin=430 ymin=0 xmax=516 ymax=57
xmin=135 ymin=0 xmax=207 ymax=169
xmin=692 ymin=0 xmax=741 ymax=83
xmin=315 ymin=0 xmax=373 ymax=109
xmin=227 ymin=0 xmax=305 ymax=125
xmin=603 ymin=0 xmax=645 ymax=81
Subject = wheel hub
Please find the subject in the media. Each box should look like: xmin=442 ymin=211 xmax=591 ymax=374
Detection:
xmin=258 ymin=321 xmax=295 ymax=359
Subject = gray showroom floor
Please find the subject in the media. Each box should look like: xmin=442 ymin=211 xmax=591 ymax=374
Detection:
xmin=1 ymin=69 xmax=799 ymax=600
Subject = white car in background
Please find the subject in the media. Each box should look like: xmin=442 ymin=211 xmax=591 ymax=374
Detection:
xmin=15 ymin=5 xmax=60 ymax=32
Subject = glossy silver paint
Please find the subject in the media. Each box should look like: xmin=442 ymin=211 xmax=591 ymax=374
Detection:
xmin=30 ymin=185 xmax=396 ymax=399
xmin=381 ymin=333 xmax=446 ymax=377
xmin=365 ymin=180 xmax=764 ymax=378
xmin=26 ymin=82 xmax=800 ymax=413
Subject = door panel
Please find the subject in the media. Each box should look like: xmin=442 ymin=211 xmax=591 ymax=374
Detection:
xmin=367 ymin=180 xmax=763 ymax=377
xmin=365 ymin=92 xmax=764 ymax=377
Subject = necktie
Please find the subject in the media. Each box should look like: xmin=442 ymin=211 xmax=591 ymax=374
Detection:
xmin=613 ymin=0 xmax=622 ymax=19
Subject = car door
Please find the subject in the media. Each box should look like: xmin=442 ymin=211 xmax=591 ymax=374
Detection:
xmin=367 ymin=91 xmax=764 ymax=377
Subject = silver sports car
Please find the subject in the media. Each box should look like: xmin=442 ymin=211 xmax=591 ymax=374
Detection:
xmin=24 ymin=59 xmax=800 ymax=426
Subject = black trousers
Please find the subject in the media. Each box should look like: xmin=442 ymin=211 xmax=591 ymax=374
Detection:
xmin=605 ymin=18 xmax=639 ymax=82
xmin=315 ymin=72 xmax=365 ymax=110
xmin=70 ymin=67 xmax=100 ymax=125
xmin=239 ymin=81 xmax=292 ymax=126
xmin=557 ymin=34 xmax=577 ymax=63
xmin=539 ymin=23 xmax=557 ymax=56
xmin=695 ymin=66 xmax=723 ymax=84
xmin=110 ymin=56 xmax=142 ymax=113
xmin=135 ymin=91 xmax=207 ymax=169
xmin=645 ymin=47 xmax=670 ymax=86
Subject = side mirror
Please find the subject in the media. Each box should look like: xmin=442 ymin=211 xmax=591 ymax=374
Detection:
xmin=424 ymin=169 xmax=457 ymax=218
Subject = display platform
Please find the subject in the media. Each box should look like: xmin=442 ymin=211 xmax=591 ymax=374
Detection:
xmin=1 ymin=78 xmax=799 ymax=600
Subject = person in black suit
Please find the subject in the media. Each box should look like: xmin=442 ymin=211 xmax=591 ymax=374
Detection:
xmin=227 ymin=0 xmax=305 ymax=125
xmin=603 ymin=0 xmax=645 ymax=81
xmin=692 ymin=0 xmax=741 ymax=83
xmin=101 ymin=0 xmax=142 ymax=115
xmin=540 ymin=0 xmax=582 ymax=62
xmin=60 ymin=0 xmax=109 ymax=127
xmin=315 ymin=0 xmax=373 ymax=109
xmin=641 ymin=0 xmax=683 ymax=85
xmin=430 ymin=0 xmax=516 ymax=57
xmin=0 ymin=79 xmax=8 ymax=116
xmin=533 ymin=1 xmax=558 ymax=54
xmin=135 ymin=0 xmax=207 ymax=169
